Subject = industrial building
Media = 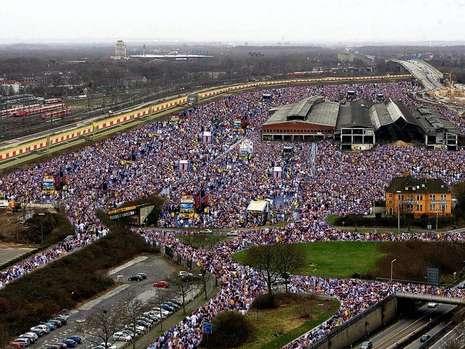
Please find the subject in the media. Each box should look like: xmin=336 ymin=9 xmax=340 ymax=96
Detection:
xmin=263 ymin=96 xmax=462 ymax=150
xmin=262 ymin=96 xmax=340 ymax=142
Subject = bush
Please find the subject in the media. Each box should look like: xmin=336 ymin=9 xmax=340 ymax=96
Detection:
xmin=23 ymin=211 xmax=74 ymax=246
xmin=251 ymin=294 xmax=277 ymax=309
xmin=202 ymin=311 xmax=252 ymax=348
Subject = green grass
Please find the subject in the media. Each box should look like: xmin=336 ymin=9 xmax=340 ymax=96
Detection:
xmin=234 ymin=241 xmax=386 ymax=278
xmin=180 ymin=234 xmax=228 ymax=249
xmin=239 ymin=294 xmax=339 ymax=349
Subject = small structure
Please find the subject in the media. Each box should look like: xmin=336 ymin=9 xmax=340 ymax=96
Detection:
xmin=385 ymin=176 xmax=452 ymax=218
xmin=201 ymin=131 xmax=212 ymax=144
xmin=273 ymin=166 xmax=283 ymax=179
xmin=262 ymin=93 xmax=272 ymax=101
xmin=178 ymin=160 xmax=189 ymax=173
xmin=247 ymin=199 xmax=271 ymax=224
xmin=239 ymin=139 xmax=253 ymax=159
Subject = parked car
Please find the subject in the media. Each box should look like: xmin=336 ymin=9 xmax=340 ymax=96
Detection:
xmin=63 ymin=339 xmax=77 ymax=348
xmin=153 ymin=280 xmax=169 ymax=288
xmin=29 ymin=328 xmax=46 ymax=337
xmin=30 ymin=325 xmax=49 ymax=335
xmin=420 ymin=334 xmax=431 ymax=343
xmin=113 ymin=331 xmax=132 ymax=342
xmin=67 ymin=336 xmax=82 ymax=344
xmin=13 ymin=338 xmax=31 ymax=347
xmin=9 ymin=341 xmax=26 ymax=349
xmin=40 ymin=322 xmax=56 ymax=331
xmin=136 ymin=272 xmax=147 ymax=279
xmin=19 ymin=332 xmax=38 ymax=343
xmin=161 ymin=303 xmax=176 ymax=312
xmin=360 ymin=341 xmax=373 ymax=349
xmin=164 ymin=301 xmax=181 ymax=310
xmin=178 ymin=271 xmax=194 ymax=279
xmin=169 ymin=299 xmax=182 ymax=307
xmin=48 ymin=319 xmax=63 ymax=328
xmin=152 ymin=307 xmax=170 ymax=317
xmin=128 ymin=274 xmax=144 ymax=282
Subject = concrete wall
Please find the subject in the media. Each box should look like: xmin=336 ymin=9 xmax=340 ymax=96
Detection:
xmin=311 ymin=296 xmax=398 ymax=349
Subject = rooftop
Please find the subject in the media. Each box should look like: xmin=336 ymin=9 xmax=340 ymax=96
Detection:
xmin=386 ymin=176 xmax=450 ymax=194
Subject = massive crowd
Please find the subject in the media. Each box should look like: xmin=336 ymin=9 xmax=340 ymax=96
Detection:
xmin=1 ymin=80 xmax=465 ymax=348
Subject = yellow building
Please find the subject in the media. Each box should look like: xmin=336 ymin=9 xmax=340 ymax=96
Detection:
xmin=385 ymin=176 xmax=452 ymax=218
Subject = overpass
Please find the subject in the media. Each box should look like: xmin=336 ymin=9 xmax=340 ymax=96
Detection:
xmin=0 ymin=73 xmax=412 ymax=170
xmin=393 ymin=59 xmax=444 ymax=91
xmin=395 ymin=292 xmax=465 ymax=306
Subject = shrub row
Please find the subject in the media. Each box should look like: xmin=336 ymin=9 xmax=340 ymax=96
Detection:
xmin=0 ymin=218 xmax=156 ymax=336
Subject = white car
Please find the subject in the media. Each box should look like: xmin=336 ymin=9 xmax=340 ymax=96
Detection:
xmin=113 ymin=331 xmax=132 ymax=342
xmin=20 ymin=333 xmax=38 ymax=342
xmin=427 ymin=302 xmax=438 ymax=308
xmin=152 ymin=307 xmax=170 ymax=317
xmin=178 ymin=270 xmax=194 ymax=279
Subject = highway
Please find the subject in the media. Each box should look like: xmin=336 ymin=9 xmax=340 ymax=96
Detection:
xmin=359 ymin=303 xmax=455 ymax=349
xmin=394 ymin=59 xmax=444 ymax=91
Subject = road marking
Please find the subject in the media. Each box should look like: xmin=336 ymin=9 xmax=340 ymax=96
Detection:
xmin=78 ymin=284 xmax=130 ymax=311
xmin=108 ymin=256 xmax=148 ymax=275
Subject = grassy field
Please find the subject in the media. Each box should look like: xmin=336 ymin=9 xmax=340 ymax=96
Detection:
xmin=180 ymin=233 xmax=228 ymax=249
xmin=239 ymin=294 xmax=339 ymax=349
xmin=234 ymin=241 xmax=385 ymax=278
xmin=234 ymin=241 xmax=465 ymax=283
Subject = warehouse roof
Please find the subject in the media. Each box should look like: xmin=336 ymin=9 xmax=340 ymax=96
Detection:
xmin=411 ymin=107 xmax=459 ymax=136
xmin=264 ymin=96 xmax=339 ymax=127
xmin=336 ymin=100 xmax=373 ymax=130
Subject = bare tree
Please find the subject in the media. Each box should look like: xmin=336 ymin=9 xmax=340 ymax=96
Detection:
xmin=242 ymin=244 xmax=281 ymax=296
xmin=78 ymin=303 xmax=126 ymax=349
xmin=173 ymin=273 xmax=198 ymax=315
xmin=242 ymin=243 xmax=305 ymax=295
xmin=121 ymin=292 xmax=157 ymax=349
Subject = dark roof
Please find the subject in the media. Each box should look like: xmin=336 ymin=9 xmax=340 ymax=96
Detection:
xmin=410 ymin=107 xmax=459 ymax=136
xmin=336 ymin=100 xmax=373 ymax=130
xmin=265 ymin=96 xmax=339 ymax=127
xmin=386 ymin=176 xmax=449 ymax=193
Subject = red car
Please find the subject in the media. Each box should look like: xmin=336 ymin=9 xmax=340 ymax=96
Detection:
xmin=153 ymin=280 xmax=169 ymax=288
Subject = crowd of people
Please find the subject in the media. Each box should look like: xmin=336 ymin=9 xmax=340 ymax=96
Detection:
xmin=1 ymin=80 xmax=465 ymax=348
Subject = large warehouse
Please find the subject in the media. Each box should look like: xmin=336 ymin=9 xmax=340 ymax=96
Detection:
xmin=262 ymin=96 xmax=340 ymax=142
xmin=262 ymin=96 xmax=462 ymax=150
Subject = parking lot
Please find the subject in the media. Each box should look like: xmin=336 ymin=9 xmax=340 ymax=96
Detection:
xmin=29 ymin=253 xmax=182 ymax=349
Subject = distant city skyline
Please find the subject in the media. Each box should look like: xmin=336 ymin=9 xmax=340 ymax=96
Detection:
xmin=0 ymin=0 xmax=464 ymax=44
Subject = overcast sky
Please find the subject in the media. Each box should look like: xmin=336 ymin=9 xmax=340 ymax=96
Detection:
xmin=1 ymin=0 xmax=464 ymax=44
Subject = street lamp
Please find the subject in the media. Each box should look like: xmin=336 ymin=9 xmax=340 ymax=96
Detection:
xmin=396 ymin=191 xmax=402 ymax=234
xmin=38 ymin=212 xmax=46 ymax=245
xmin=390 ymin=258 xmax=397 ymax=282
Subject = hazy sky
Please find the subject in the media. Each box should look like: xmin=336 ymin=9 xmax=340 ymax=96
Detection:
xmin=1 ymin=0 xmax=464 ymax=44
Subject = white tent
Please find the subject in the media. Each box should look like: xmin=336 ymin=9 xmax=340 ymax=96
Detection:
xmin=247 ymin=200 xmax=268 ymax=212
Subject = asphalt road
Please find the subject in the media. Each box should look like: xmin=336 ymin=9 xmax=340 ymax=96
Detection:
xmin=29 ymin=253 xmax=182 ymax=349
xmin=357 ymin=303 xmax=455 ymax=349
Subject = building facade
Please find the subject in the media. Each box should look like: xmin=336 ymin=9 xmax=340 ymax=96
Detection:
xmin=385 ymin=176 xmax=452 ymax=218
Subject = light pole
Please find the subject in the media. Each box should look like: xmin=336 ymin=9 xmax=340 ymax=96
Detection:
xmin=396 ymin=191 xmax=402 ymax=234
xmin=38 ymin=212 xmax=46 ymax=245
xmin=390 ymin=258 xmax=397 ymax=282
